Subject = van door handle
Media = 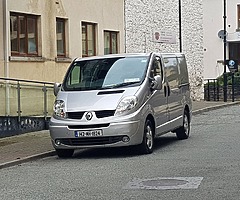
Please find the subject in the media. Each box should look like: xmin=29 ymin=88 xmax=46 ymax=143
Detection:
xmin=164 ymin=86 xmax=167 ymax=97
xmin=168 ymin=86 xmax=171 ymax=96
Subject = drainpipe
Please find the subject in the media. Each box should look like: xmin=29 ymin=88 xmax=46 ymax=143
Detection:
xmin=124 ymin=0 xmax=127 ymax=53
xmin=179 ymin=0 xmax=182 ymax=53
xmin=3 ymin=0 xmax=10 ymax=115
xmin=223 ymin=0 xmax=227 ymax=102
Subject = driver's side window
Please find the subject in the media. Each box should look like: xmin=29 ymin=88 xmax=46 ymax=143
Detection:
xmin=150 ymin=57 xmax=163 ymax=79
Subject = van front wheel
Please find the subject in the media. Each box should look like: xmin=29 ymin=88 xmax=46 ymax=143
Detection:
xmin=138 ymin=119 xmax=154 ymax=154
xmin=176 ymin=111 xmax=190 ymax=140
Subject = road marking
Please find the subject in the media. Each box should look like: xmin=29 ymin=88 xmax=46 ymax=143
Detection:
xmin=123 ymin=177 xmax=203 ymax=190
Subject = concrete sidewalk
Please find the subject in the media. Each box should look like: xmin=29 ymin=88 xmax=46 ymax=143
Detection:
xmin=1 ymin=100 xmax=240 ymax=169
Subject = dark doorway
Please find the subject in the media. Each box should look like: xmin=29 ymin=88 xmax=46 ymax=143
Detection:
xmin=229 ymin=42 xmax=240 ymax=64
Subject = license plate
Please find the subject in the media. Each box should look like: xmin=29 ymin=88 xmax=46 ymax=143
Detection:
xmin=74 ymin=130 xmax=103 ymax=137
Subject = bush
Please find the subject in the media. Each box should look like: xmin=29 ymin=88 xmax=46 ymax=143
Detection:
xmin=205 ymin=72 xmax=240 ymax=86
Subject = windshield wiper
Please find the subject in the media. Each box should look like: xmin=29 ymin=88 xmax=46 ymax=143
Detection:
xmin=102 ymin=81 xmax=140 ymax=89
xmin=66 ymin=86 xmax=102 ymax=91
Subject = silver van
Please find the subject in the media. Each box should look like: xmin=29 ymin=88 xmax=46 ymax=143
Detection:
xmin=49 ymin=52 xmax=192 ymax=158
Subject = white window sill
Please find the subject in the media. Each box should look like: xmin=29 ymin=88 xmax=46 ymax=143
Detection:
xmin=9 ymin=56 xmax=72 ymax=63
xmin=55 ymin=57 xmax=72 ymax=63
xmin=9 ymin=56 xmax=46 ymax=62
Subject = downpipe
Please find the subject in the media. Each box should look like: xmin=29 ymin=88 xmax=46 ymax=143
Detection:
xmin=3 ymin=0 xmax=10 ymax=115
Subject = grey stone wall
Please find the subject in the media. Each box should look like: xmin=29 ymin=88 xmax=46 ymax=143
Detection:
xmin=125 ymin=0 xmax=204 ymax=100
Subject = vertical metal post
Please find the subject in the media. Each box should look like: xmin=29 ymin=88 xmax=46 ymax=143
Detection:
xmin=207 ymin=80 xmax=210 ymax=101
xmin=179 ymin=0 xmax=182 ymax=52
xmin=213 ymin=80 xmax=216 ymax=101
xmin=232 ymin=73 xmax=235 ymax=102
xmin=17 ymin=82 xmax=21 ymax=122
xmin=217 ymin=79 xmax=220 ymax=101
xmin=223 ymin=0 xmax=227 ymax=102
xmin=43 ymin=84 xmax=47 ymax=120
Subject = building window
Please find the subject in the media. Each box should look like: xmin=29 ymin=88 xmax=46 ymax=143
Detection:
xmin=56 ymin=18 xmax=66 ymax=57
xmin=238 ymin=5 xmax=240 ymax=29
xmin=10 ymin=12 xmax=38 ymax=56
xmin=104 ymin=31 xmax=118 ymax=54
xmin=82 ymin=22 xmax=96 ymax=57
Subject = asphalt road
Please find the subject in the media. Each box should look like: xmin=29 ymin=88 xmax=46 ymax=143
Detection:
xmin=1 ymin=105 xmax=240 ymax=200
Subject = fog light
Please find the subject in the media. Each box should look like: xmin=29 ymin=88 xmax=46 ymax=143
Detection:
xmin=122 ymin=136 xmax=130 ymax=143
xmin=55 ymin=140 xmax=61 ymax=145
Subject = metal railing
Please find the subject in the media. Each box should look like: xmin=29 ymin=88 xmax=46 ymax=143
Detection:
xmin=204 ymin=78 xmax=240 ymax=102
xmin=0 ymin=77 xmax=55 ymax=137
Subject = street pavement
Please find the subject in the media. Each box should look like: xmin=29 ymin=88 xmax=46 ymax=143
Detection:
xmin=0 ymin=100 xmax=239 ymax=169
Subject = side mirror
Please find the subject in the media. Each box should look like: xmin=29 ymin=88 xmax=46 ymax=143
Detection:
xmin=53 ymin=83 xmax=61 ymax=96
xmin=151 ymin=75 xmax=162 ymax=90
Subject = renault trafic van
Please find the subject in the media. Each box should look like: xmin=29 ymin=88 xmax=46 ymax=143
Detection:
xmin=49 ymin=53 xmax=192 ymax=158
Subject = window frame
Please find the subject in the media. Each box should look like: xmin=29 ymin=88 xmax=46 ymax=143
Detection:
xmin=150 ymin=56 xmax=163 ymax=80
xmin=56 ymin=18 xmax=66 ymax=57
xmin=10 ymin=12 xmax=38 ymax=56
xmin=104 ymin=30 xmax=118 ymax=55
xmin=238 ymin=5 xmax=240 ymax=30
xmin=163 ymin=56 xmax=179 ymax=89
xmin=81 ymin=22 xmax=96 ymax=57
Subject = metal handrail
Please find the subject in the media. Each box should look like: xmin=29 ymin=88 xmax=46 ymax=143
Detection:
xmin=0 ymin=77 xmax=54 ymax=85
xmin=0 ymin=77 xmax=55 ymax=120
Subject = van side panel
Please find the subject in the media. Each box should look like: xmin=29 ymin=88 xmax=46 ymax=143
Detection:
xmin=178 ymin=55 xmax=192 ymax=122
xmin=162 ymin=55 xmax=183 ymax=127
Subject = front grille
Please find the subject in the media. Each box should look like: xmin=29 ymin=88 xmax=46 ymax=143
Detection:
xmin=67 ymin=112 xmax=84 ymax=119
xmin=68 ymin=124 xmax=110 ymax=129
xmin=58 ymin=136 xmax=123 ymax=146
xmin=67 ymin=110 xmax=115 ymax=119
xmin=95 ymin=110 xmax=115 ymax=118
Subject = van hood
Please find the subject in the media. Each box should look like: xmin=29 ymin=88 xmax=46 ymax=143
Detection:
xmin=58 ymin=87 xmax=139 ymax=112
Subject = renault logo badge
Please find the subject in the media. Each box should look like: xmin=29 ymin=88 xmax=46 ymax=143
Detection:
xmin=85 ymin=112 xmax=93 ymax=121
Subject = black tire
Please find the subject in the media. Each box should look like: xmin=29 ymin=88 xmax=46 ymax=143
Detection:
xmin=176 ymin=111 xmax=190 ymax=140
xmin=138 ymin=119 xmax=154 ymax=154
xmin=56 ymin=149 xmax=74 ymax=158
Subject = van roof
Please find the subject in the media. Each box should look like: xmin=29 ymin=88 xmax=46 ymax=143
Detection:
xmin=74 ymin=53 xmax=151 ymax=62
xmin=74 ymin=52 xmax=185 ymax=62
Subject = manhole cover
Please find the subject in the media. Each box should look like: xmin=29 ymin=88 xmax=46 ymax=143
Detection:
xmin=123 ymin=177 xmax=203 ymax=190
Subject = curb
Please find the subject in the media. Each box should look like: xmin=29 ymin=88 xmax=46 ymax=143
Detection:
xmin=0 ymin=150 xmax=56 ymax=169
xmin=192 ymin=101 xmax=240 ymax=116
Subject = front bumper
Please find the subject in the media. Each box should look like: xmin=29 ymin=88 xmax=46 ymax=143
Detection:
xmin=49 ymin=118 xmax=144 ymax=149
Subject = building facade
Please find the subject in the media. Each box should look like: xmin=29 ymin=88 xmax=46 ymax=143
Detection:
xmin=0 ymin=0 xmax=125 ymax=83
xmin=0 ymin=0 xmax=206 ymax=101
xmin=125 ymin=0 xmax=204 ymax=100
xmin=203 ymin=0 xmax=240 ymax=79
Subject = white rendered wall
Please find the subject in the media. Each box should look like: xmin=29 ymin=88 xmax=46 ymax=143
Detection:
xmin=203 ymin=0 xmax=240 ymax=79
xmin=125 ymin=0 xmax=204 ymax=100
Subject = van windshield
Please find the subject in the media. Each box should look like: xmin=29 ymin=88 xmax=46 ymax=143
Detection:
xmin=63 ymin=56 xmax=149 ymax=91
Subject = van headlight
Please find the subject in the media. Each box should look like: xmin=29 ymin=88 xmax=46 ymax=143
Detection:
xmin=53 ymin=100 xmax=66 ymax=118
xmin=115 ymin=96 xmax=138 ymax=115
